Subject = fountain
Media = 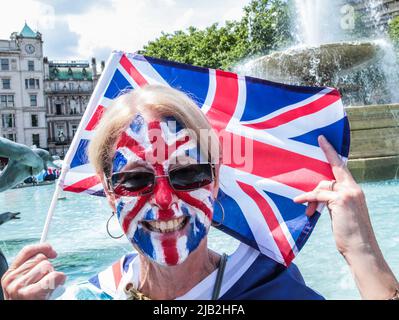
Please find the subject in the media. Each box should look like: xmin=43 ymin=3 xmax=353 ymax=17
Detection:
xmin=241 ymin=0 xmax=399 ymax=106
xmin=238 ymin=0 xmax=399 ymax=181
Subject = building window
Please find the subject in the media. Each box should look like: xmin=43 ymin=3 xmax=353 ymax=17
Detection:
xmin=31 ymin=114 xmax=38 ymax=127
xmin=10 ymin=59 xmax=17 ymax=71
xmin=32 ymin=134 xmax=40 ymax=147
xmin=30 ymin=94 xmax=37 ymax=107
xmin=0 ymin=59 xmax=9 ymax=71
xmin=3 ymin=133 xmax=16 ymax=141
xmin=72 ymin=125 xmax=78 ymax=137
xmin=1 ymin=114 xmax=15 ymax=128
xmin=55 ymin=103 xmax=62 ymax=115
xmin=69 ymin=83 xmax=74 ymax=91
xmin=54 ymin=83 xmax=59 ymax=91
xmin=1 ymin=96 xmax=6 ymax=107
xmin=1 ymin=79 xmax=11 ymax=89
xmin=57 ymin=128 xmax=66 ymax=143
xmin=0 ymin=95 xmax=14 ymax=107
xmin=25 ymin=78 xmax=40 ymax=89
xmin=28 ymin=60 xmax=34 ymax=71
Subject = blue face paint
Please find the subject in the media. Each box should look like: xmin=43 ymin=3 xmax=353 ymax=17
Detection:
xmin=130 ymin=114 xmax=145 ymax=133
xmin=185 ymin=215 xmax=208 ymax=254
xmin=112 ymin=151 xmax=128 ymax=173
xmin=133 ymin=225 xmax=156 ymax=260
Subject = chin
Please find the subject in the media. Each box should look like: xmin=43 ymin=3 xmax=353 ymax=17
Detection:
xmin=130 ymin=212 xmax=211 ymax=266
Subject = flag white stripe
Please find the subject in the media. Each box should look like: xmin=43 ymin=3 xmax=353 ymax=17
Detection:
xmin=128 ymin=54 xmax=170 ymax=86
xmin=231 ymin=75 xmax=247 ymax=122
xmin=228 ymin=167 xmax=307 ymax=200
xmin=228 ymin=118 xmax=329 ymax=162
xmin=116 ymin=65 xmax=141 ymax=89
xmin=253 ymin=186 xmax=299 ymax=256
xmin=201 ymin=69 xmax=217 ymax=115
xmin=263 ymin=99 xmax=345 ymax=138
xmin=220 ymin=166 xmax=285 ymax=264
xmin=240 ymin=87 xmax=334 ymax=125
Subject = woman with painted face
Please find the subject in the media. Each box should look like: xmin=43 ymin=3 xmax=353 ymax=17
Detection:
xmin=2 ymin=85 xmax=398 ymax=300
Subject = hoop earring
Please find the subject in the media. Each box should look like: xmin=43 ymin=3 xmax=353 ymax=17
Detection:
xmin=212 ymin=199 xmax=225 ymax=227
xmin=106 ymin=212 xmax=124 ymax=239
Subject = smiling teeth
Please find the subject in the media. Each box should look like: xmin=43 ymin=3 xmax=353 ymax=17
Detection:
xmin=146 ymin=217 xmax=187 ymax=233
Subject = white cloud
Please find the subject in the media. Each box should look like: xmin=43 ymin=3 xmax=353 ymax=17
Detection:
xmin=159 ymin=0 xmax=176 ymax=6
xmin=0 ymin=0 xmax=251 ymax=60
xmin=0 ymin=1 xmax=55 ymax=38
xmin=172 ymin=8 xmax=195 ymax=30
xmin=223 ymin=6 xmax=247 ymax=22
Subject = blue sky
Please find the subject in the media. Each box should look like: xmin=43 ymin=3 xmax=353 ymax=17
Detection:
xmin=0 ymin=0 xmax=251 ymax=62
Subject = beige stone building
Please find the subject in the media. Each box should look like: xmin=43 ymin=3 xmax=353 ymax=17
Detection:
xmin=0 ymin=23 xmax=47 ymax=148
xmin=0 ymin=23 xmax=103 ymax=157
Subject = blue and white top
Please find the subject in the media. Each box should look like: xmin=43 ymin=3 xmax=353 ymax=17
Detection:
xmin=56 ymin=243 xmax=323 ymax=300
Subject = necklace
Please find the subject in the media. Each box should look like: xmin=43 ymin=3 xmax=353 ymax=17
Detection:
xmin=124 ymin=283 xmax=151 ymax=300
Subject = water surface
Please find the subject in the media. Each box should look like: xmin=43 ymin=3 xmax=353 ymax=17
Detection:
xmin=0 ymin=180 xmax=398 ymax=299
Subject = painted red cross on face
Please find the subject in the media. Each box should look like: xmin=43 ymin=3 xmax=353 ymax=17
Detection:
xmin=112 ymin=115 xmax=215 ymax=266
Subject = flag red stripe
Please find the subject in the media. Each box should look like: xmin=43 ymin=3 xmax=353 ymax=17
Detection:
xmin=224 ymin=131 xmax=334 ymax=192
xmin=244 ymin=91 xmax=340 ymax=130
xmin=63 ymin=175 xmax=101 ymax=193
xmin=112 ymin=260 xmax=122 ymax=289
xmin=238 ymin=181 xmax=295 ymax=266
xmin=85 ymin=105 xmax=106 ymax=131
xmin=206 ymin=70 xmax=239 ymax=132
xmin=120 ymin=54 xmax=148 ymax=87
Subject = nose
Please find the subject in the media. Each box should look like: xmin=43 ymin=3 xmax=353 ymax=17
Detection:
xmin=151 ymin=176 xmax=177 ymax=211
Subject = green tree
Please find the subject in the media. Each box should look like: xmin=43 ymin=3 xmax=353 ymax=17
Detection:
xmin=389 ymin=16 xmax=399 ymax=47
xmin=143 ymin=22 xmax=249 ymax=70
xmin=142 ymin=0 xmax=292 ymax=70
xmin=241 ymin=0 xmax=293 ymax=55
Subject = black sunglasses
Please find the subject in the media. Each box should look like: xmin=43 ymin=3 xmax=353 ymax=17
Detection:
xmin=107 ymin=163 xmax=215 ymax=197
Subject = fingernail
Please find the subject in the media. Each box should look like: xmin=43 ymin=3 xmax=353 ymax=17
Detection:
xmin=319 ymin=135 xmax=326 ymax=142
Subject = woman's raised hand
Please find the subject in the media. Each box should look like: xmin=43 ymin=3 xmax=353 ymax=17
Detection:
xmin=1 ymin=243 xmax=66 ymax=300
xmin=294 ymin=135 xmax=372 ymax=255
xmin=294 ymin=135 xmax=398 ymax=300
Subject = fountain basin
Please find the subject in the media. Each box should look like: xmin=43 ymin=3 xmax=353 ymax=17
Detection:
xmin=347 ymin=104 xmax=399 ymax=181
xmin=241 ymin=40 xmax=398 ymax=106
xmin=245 ymin=42 xmax=380 ymax=84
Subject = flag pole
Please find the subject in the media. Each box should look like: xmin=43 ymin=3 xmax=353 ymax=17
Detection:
xmin=39 ymin=164 xmax=70 ymax=243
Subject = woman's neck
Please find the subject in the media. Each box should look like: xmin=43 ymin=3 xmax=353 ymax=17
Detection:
xmin=137 ymin=239 xmax=220 ymax=300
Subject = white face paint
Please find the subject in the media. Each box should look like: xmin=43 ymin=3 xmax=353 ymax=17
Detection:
xmin=111 ymin=114 xmax=214 ymax=266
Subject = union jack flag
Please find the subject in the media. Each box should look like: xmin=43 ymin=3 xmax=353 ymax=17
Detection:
xmin=60 ymin=51 xmax=350 ymax=266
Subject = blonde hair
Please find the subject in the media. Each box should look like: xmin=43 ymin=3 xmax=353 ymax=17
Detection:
xmin=88 ymin=85 xmax=221 ymax=179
